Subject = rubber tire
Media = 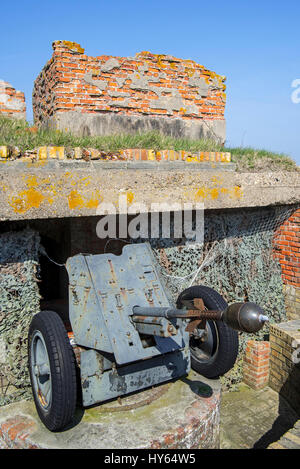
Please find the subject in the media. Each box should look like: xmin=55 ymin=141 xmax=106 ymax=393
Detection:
xmin=28 ymin=310 xmax=77 ymax=432
xmin=177 ymin=285 xmax=239 ymax=379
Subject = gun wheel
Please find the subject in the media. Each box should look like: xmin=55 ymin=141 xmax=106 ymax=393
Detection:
xmin=28 ymin=310 xmax=77 ymax=432
xmin=177 ymin=285 xmax=239 ymax=378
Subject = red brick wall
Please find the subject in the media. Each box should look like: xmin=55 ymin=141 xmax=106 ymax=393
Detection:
xmin=0 ymin=80 xmax=26 ymax=120
xmin=273 ymin=208 xmax=300 ymax=288
xmin=32 ymin=40 xmax=226 ymax=138
xmin=243 ymin=340 xmax=270 ymax=390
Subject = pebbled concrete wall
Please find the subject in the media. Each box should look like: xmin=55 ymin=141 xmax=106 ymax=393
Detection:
xmin=33 ymin=41 xmax=226 ymax=142
xmin=0 ymin=80 xmax=26 ymax=120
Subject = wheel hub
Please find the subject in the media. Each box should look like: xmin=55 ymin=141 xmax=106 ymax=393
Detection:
xmin=30 ymin=331 xmax=52 ymax=410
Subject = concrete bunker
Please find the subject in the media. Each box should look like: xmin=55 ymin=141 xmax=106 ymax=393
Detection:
xmin=0 ymin=34 xmax=299 ymax=449
xmin=0 ymin=155 xmax=298 ymax=447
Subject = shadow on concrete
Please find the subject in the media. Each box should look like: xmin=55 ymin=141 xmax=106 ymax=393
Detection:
xmin=253 ymin=369 xmax=299 ymax=448
xmin=180 ymin=376 xmax=213 ymax=398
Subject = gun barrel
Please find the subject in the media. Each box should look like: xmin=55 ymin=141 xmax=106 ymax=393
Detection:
xmin=132 ymin=306 xmax=189 ymax=319
xmin=132 ymin=302 xmax=268 ymax=334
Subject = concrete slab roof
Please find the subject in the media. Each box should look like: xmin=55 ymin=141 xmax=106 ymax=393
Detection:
xmin=0 ymin=161 xmax=299 ymax=221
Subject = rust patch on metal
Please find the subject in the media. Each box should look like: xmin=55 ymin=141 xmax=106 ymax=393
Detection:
xmin=145 ymin=288 xmax=154 ymax=305
xmin=108 ymin=259 xmax=117 ymax=283
xmin=120 ymin=287 xmax=128 ymax=302
xmin=193 ymin=298 xmax=205 ymax=310
xmin=96 ymin=382 xmax=171 ymax=413
xmin=185 ymin=319 xmax=202 ymax=333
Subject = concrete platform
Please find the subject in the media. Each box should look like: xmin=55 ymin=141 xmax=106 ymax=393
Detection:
xmin=0 ymin=161 xmax=299 ymax=221
xmin=0 ymin=371 xmax=221 ymax=449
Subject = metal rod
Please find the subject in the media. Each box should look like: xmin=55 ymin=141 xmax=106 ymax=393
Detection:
xmin=132 ymin=306 xmax=222 ymax=320
xmin=132 ymin=306 xmax=188 ymax=319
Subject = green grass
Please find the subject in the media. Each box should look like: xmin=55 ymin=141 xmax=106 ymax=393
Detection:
xmin=0 ymin=116 xmax=222 ymax=152
xmin=228 ymin=146 xmax=298 ymax=172
xmin=0 ymin=116 xmax=298 ymax=172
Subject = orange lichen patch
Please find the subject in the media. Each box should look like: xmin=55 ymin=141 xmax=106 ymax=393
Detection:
xmin=220 ymin=188 xmax=229 ymax=195
xmin=67 ymin=190 xmax=84 ymax=209
xmin=194 ymin=187 xmax=209 ymax=200
xmin=210 ymin=175 xmax=224 ymax=186
xmin=58 ymin=41 xmax=85 ymax=54
xmin=28 ymin=160 xmax=48 ymax=168
xmin=67 ymin=189 xmax=102 ymax=210
xmin=23 ymin=174 xmax=50 ymax=188
xmin=8 ymin=173 xmax=57 ymax=213
xmin=0 ymin=183 xmax=8 ymax=192
xmin=136 ymin=51 xmax=151 ymax=57
xmin=25 ymin=175 xmax=38 ymax=188
xmin=185 ymin=67 xmax=195 ymax=77
xmin=137 ymin=52 xmax=168 ymax=68
xmin=70 ymin=175 xmax=90 ymax=187
xmin=9 ymin=188 xmax=46 ymax=214
xmin=232 ymin=186 xmax=243 ymax=199
xmin=194 ymin=184 xmax=244 ymax=202
xmin=85 ymin=191 xmax=103 ymax=209
xmin=156 ymin=55 xmax=166 ymax=68
xmin=24 ymin=175 xmax=40 ymax=188
xmin=91 ymin=69 xmax=101 ymax=76
xmin=7 ymin=171 xmax=104 ymax=213
xmin=203 ymin=70 xmax=226 ymax=88
xmin=210 ymin=188 xmax=219 ymax=200
xmin=126 ymin=191 xmax=134 ymax=204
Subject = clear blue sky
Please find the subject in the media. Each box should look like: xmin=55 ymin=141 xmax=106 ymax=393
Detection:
xmin=1 ymin=0 xmax=299 ymax=164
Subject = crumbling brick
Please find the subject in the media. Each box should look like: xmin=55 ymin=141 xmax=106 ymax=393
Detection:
xmin=0 ymin=80 xmax=26 ymax=120
xmin=33 ymin=41 xmax=226 ymax=142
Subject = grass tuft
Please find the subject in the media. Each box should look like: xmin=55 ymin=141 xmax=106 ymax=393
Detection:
xmin=0 ymin=116 xmax=298 ymax=172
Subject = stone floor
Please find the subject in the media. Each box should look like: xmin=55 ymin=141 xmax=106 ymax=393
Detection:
xmin=220 ymin=383 xmax=300 ymax=449
xmin=268 ymin=420 xmax=300 ymax=449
